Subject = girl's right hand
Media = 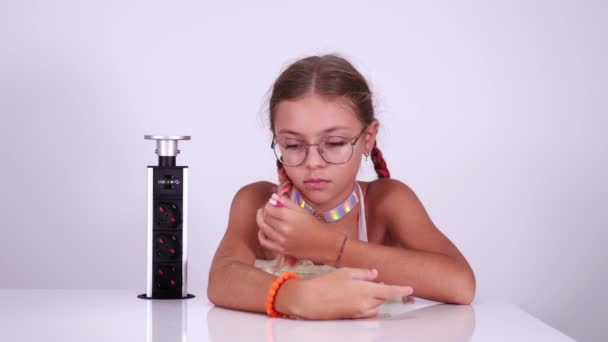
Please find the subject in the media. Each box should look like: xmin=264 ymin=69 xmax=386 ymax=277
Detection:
xmin=274 ymin=267 xmax=414 ymax=320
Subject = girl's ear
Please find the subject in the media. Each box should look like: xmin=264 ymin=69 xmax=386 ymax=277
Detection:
xmin=364 ymin=120 xmax=379 ymax=152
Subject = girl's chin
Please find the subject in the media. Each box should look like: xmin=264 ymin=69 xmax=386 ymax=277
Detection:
xmin=298 ymin=188 xmax=333 ymax=206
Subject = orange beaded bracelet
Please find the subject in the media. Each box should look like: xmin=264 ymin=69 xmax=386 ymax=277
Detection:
xmin=265 ymin=272 xmax=300 ymax=318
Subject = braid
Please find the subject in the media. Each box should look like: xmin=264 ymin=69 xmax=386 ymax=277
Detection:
xmin=275 ymin=160 xmax=297 ymax=268
xmin=276 ymin=160 xmax=294 ymax=196
xmin=370 ymin=142 xmax=391 ymax=179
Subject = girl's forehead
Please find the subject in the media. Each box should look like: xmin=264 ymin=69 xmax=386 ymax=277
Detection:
xmin=274 ymin=94 xmax=361 ymax=136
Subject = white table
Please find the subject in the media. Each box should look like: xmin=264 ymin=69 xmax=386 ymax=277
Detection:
xmin=0 ymin=289 xmax=574 ymax=341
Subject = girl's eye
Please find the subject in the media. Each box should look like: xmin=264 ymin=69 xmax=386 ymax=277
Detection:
xmin=279 ymin=138 xmax=305 ymax=149
xmin=283 ymin=143 xmax=304 ymax=150
xmin=324 ymin=140 xmax=348 ymax=147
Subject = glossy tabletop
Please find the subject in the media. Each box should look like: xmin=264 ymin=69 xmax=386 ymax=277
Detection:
xmin=0 ymin=289 xmax=574 ymax=341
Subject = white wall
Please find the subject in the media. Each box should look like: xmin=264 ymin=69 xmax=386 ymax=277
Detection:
xmin=1 ymin=1 xmax=606 ymax=341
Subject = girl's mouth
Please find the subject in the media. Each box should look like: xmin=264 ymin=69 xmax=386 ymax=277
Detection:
xmin=304 ymin=179 xmax=329 ymax=189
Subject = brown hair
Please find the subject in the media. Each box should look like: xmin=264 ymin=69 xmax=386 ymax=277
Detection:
xmin=269 ymin=54 xmax=390 ymax=196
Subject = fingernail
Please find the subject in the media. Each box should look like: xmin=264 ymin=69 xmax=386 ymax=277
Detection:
xmin=268 ymin=198 xmax=284 ymax=208
xmin=400 ymin=286 xmax=413 ymax=294
xmin=271 ymin=193 xmax=280 ymax=200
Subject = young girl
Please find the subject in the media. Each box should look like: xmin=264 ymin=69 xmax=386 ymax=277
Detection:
xmin=207 ymin=54 xmax=475 ymax=320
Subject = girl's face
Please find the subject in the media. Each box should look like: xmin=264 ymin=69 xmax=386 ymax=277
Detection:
xmin=273 ymin=93 xmax=378 ymax=210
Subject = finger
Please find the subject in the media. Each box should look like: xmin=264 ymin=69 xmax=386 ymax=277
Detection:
xmin=345 ymin=268 xmax=379 ymax=282
xmin=263 ymin=201 xmax=287 ymax=223
xmin=268 ymin=195 xmax=285 ymax=208
xmin=257 ymin=230 xmax=284 ymax=253
xmin=262 ymin=206 xmax=285 ymax=230
xmin=267 ymin=193 xmax=289 ymax=212
xmin=372 ymin=284 xmax=413 ymax=301
xmin=257 ymin=208 xmax=278 ymax=233
xmin=273 ymin=193 xmax=308 ymax=213
xmin=351 ymin=304 xmax=382 ymax=319
xmin=367 ymin=297 xmax=385 ymax=308
xmin=256 ymin=209 xmax=285 ymax=245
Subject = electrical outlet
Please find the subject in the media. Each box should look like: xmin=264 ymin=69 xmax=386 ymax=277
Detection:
xmin=154 ymin=201 xmax=182 ymax=229
xmin=154 ymin=264 xmax=181 ymax=290
xmin=153 ymin=232 xmax=182 ymax=261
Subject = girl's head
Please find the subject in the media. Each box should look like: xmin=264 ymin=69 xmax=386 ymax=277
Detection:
xmin=269 ymin=54 xmax=390 ymax=208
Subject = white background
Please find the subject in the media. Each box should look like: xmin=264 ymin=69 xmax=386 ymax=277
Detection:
xmin=1 ymin=1 xmax=606 ymax=341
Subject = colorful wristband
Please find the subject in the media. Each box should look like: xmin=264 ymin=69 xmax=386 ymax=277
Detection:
xmin=265 ymin=272 xmax=300 ymax=318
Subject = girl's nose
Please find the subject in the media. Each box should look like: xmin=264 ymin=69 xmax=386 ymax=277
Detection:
xmin=304 ymin=145 xmax=326 ymax=168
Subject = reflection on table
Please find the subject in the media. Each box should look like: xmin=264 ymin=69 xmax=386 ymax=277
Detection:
xmin=207 ymin=301 xmax=475 ymax=342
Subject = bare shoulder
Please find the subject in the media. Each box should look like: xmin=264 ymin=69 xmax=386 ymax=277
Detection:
xmin=228 ymin=181 xmax=277 ymax=226
xmin=232 ymin=181 xmax=277 ymax=208
xmin=365 ymin=178 xmax=468 ymax=261
xmin=211 ymin=181 xmax=277 ymax=265
xmin=365 ymin=178 xmax=418 ymax=215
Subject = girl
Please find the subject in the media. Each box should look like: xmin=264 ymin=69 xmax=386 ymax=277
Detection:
xmin=207 ymin=54 xmax=475 ymax=320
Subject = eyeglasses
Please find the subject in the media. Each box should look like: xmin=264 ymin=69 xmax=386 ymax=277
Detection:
xmin=271 ymin=127 xmax=367 ymax=167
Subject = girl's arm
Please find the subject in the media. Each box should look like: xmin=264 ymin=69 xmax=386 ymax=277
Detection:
xmin=335 ymin=179 xmax=476 ymax=304
xmin=207 ymin=182 xmax=278 ymax=313
xmin=207 ymin=182 xmax=412 ymax=319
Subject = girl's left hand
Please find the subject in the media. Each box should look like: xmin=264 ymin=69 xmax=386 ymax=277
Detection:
xmin=256 ymin=193 xmax=338 ymax=263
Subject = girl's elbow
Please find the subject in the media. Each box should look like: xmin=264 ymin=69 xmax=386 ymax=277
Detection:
xmin=207 ymin=271 xmax=224 ymax=306
xmin=207 ymin=285 xmax=219 ymax=306
xmin=455 ymin=271 xmax=476 ymax=305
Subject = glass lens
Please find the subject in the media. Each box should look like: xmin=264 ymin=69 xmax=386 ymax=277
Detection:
xmin=274 ymin=139 xmax=307 ymax=166
xmin=320 ymin=137 xmax=352 ymax=164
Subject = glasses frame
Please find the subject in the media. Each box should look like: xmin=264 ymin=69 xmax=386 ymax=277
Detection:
xmin=271 ymin=127 xmax=368 ymax=167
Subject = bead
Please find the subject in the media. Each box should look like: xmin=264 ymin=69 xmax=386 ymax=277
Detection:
xmin=265 ymin=272 xmax=299 ymax=318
